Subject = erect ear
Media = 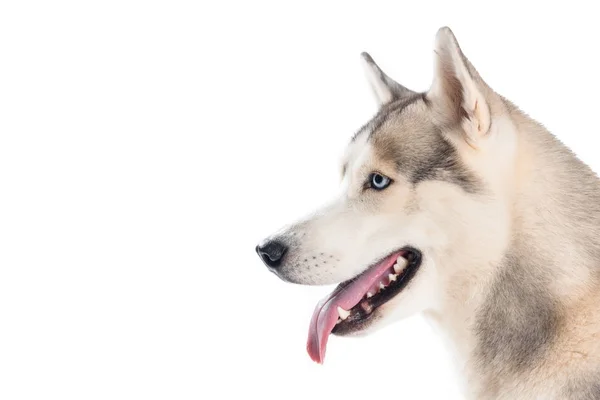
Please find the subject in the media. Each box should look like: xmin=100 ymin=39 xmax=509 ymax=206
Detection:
xmin=361 ymin=52 xmax=416 ymax=106
xmin=428 ymin=27 xmax=491 ymax=141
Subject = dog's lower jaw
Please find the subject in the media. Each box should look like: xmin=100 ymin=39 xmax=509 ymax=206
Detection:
xmin=307 ymin=249 xmax=422 ymax=364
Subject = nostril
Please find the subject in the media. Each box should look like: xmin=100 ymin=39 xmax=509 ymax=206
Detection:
xmin=256 ymin=240 xmax=288 ymax=269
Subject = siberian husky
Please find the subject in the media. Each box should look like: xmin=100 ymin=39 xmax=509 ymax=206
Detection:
xmin=256 ymin=27 xmax=600 ymax=399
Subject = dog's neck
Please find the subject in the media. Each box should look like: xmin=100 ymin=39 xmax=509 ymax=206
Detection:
xmin=425 ymin=104 xmax=600 ymax=398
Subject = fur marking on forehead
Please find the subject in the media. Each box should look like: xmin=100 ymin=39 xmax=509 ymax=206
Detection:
xmin=361 ymin=97 xmax=483 ymax=194
xmin=351 ymin=93 xmax=426 ymax=143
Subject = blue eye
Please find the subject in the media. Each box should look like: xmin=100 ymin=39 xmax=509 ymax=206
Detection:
xmin=369 ymin=173 xmax=392 ymax=190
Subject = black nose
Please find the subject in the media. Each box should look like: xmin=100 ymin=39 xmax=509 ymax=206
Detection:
xmin=256 ymin=241 xmax=287 ymax=268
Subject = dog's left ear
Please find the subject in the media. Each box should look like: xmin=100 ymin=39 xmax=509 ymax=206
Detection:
xmin=428 ymin=27 xmax=491 ymax=141
xmin=361 ymin=52 xmax=416 ymax=106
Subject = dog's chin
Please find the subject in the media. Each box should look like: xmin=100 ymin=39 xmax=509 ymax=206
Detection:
xmin=330 ymin=247 xmax=422 ymax=336
xmin=331 ymin=310 xmax=383 ymax=337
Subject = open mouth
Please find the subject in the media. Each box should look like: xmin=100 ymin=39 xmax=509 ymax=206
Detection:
xmin=306 ymin=247 xmax=422 ymax=364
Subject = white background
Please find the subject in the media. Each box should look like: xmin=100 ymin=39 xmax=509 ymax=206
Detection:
xmin=1 ymin=1 xmax=598 ymax=399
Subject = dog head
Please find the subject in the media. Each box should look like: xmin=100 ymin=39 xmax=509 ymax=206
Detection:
xmin=256 ymin=27 xmax=517 ymax=363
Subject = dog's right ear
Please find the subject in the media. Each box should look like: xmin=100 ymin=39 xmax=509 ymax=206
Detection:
xmin=361 ymin=52 xmax=415 ymax=106
xmin=427 ymin=27 xmax=491 ymax=142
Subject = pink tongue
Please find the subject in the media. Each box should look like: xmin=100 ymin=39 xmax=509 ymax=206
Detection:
xmin=306 ymin=252 xmax=403 ymax=363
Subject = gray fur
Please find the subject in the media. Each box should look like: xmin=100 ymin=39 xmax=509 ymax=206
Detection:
xmin=351 ymin=94 xmax=423 ymax=142
xmin=405 ymin=127 xmax=481 ymax=194
xmin=563 ymin=374 xmax=600 ymax=399
xmin=475 ymin=250 xmax=562 ymax=373
xmin=365 ymin=96 xmax=483 ymax=194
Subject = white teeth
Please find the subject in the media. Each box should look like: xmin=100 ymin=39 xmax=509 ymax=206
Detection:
xmin=379 ymin=282 xmax=385 ymax=290
xmin=366 ymin=292 xmax=373 ymax=298
xmin=389 ymin=273 xmax=397 ymax=282
xmin=337 ymin=306 xmax=350 ymax=320
xmin=394 ymin=258 xmax=408 ymax=274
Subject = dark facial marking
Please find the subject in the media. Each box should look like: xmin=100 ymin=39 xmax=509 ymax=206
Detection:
xmin=351 ymin=93 xmax=425 ymax=143
xmin=369 ymin=114 xmax=482 ymax=194
xmin=354 ymin=91 xmax=482 ymax=193
xmin=408 ymin=131 xmax=481 ymax=194
xmin=475 ymin=252 xmax=562 ymax=374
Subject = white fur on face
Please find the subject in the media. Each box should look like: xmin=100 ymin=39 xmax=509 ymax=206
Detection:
xmin=274 ymin=143 xmax=413 ymax=285
xmin=261 ymin=27 xmax=519 ymax=335
xmin=265 ymin=121 xmax=514 ymax=331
